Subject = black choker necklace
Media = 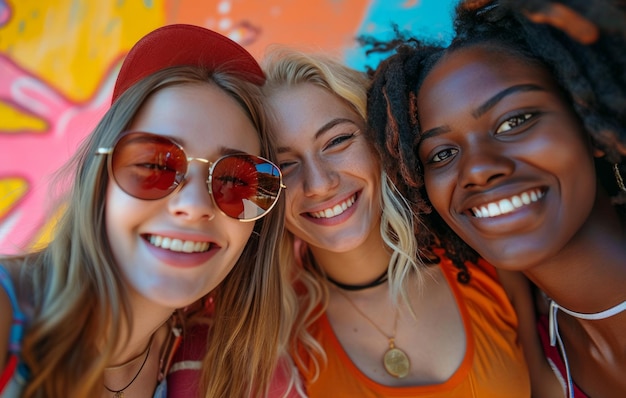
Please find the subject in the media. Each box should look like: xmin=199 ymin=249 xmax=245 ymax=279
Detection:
xmin=326 ymin=269 xmax=388 ymax=291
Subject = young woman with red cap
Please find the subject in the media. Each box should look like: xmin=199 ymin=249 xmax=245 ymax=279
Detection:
xmin=0 ymin=24 xmax=285 ymax=398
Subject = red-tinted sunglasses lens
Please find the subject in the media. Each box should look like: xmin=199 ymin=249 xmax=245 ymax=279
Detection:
xmin=211 ymin=154 xmax=282 ymax=220
xmin=110 ymin=133 xmax=187 ymax=200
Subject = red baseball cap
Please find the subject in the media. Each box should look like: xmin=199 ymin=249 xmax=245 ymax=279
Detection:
xmin=111 ymin=24 xmax=265 ymax=104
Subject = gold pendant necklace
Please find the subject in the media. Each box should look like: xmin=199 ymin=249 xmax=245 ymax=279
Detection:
xmin=335 ymin=288 xmax=410 ymax=378
xmin=383 ymin=339 xmax=411 ymax=378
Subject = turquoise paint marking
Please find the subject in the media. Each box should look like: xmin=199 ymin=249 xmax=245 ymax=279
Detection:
xmin=345 ymin=0 xmax=456 ymax=71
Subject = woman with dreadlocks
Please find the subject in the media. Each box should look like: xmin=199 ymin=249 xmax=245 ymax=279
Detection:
xmin=366 ymin=1 xmax=626 ymax=397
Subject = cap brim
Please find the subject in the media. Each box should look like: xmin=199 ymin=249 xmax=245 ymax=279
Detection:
xmin=112 ymin=24 xmax=264 ymax=104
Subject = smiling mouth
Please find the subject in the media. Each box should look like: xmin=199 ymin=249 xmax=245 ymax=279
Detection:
xmin=470 ymin=188 xmax=545 ymax=218
xmin=147 ymin=234 xmax=212 ymax=253
xmin=308 ymin=194 xmax=357 ymax=219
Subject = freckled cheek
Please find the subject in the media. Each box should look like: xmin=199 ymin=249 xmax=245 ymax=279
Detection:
xmin=348 ymin=157 xmax=379 ymax=181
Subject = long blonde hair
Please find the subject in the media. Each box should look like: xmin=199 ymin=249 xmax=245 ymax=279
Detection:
xmin=261 ymin=47 xmax=424 ymax=387
xmin=2 ymin=65 xmax=284 ymax=398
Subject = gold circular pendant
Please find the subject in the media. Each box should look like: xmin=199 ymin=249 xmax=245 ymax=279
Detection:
xmin=383 ymin=347 xmax=410 ymax=378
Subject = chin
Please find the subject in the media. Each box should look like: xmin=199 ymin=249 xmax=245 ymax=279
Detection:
xmin=477 ymin=245 xmax=546 ymax=272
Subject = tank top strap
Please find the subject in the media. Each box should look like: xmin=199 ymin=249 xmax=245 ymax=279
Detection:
xmin=549 ymin=299 xmax=626 ymax=398
xmin=0 ymin=265 xmax=26 ymax=354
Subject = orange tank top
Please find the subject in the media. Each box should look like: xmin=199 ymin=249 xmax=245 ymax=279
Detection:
xmin=297 ymin=249 xmax=530 ymax=397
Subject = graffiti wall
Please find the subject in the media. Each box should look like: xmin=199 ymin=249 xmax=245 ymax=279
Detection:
xmin=0 ymin=0 xmax=455 ymax=254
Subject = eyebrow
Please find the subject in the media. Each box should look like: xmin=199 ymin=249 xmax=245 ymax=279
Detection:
xmin=420 ymin=84 xmax=545 ymax=142
xmin=277 ymin=118 xmax=357 ymax=154
xmin=472 ymin=84 xmax=544 ymax=118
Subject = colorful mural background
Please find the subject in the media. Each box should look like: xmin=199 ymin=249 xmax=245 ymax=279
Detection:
xmin=0 ymin=0 xmax=455 ymax=254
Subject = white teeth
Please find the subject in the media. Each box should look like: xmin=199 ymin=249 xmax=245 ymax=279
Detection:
xmin=498 ymin=199 xmax=514 ymax=214
xmin=471 ymin=189 xmax=544 ymax=218
xmin=148 ymin=235 xmax=210 ymax=253
xmin=170 ymin=239 xmax=182 ymax=251
xmin=182 ymin=241 xmax=196 ymax=253
xmin=487 ymin=203 xmax=501 ymax=217
xmin=310 ymin=195 xmax=356 ymax=219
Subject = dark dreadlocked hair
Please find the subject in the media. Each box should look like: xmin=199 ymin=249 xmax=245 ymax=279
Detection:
xmin=363 ymin=0 xmax=626 ymax=282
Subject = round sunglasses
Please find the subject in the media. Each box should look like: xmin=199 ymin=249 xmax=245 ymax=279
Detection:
xmin=96 ymin=132 xmax=285 ymax=222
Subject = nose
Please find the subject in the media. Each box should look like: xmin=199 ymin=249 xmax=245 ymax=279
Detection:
xmin=302 ymin=157 xmax=340 ymax=197
xmin=458 ymin=139 xmax=515 ymax=189
xmin=168 ymin=164 xmax=217 ymax=221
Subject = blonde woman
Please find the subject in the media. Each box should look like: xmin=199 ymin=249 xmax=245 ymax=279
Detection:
xmin=261 ymin=48 xmax=555 ymax=397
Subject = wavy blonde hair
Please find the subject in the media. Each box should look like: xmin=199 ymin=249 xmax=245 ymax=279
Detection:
xmin=261 ymin=47 xmax=425 ymax=390
xmin=2 ymin=65 xmax=284 ymax=398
